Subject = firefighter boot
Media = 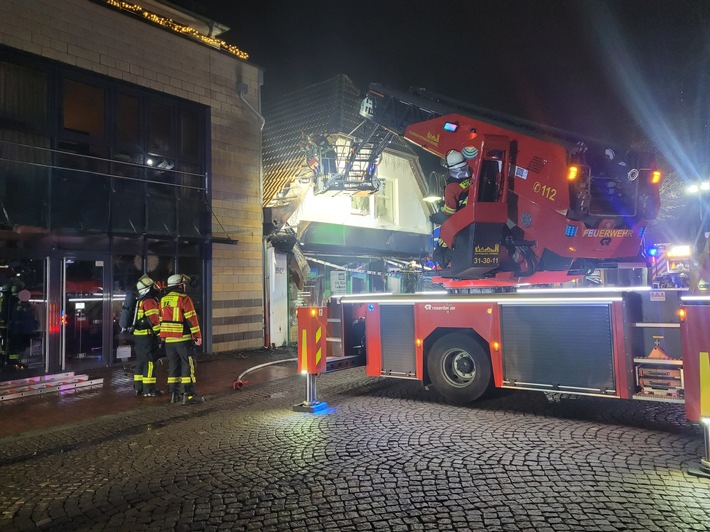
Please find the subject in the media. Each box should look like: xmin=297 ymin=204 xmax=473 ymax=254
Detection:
xmin=182 ymin=394 xmax=204 ymax=405
xmin=170 ymin=391 xmax=179 ymax=404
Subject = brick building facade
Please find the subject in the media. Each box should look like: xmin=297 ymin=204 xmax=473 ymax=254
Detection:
xmin=0 ymin=0 xmax=264 ymax=379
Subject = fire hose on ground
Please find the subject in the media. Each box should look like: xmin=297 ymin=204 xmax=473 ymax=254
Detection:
xmin=232 ymin=358 xmax=298 ymax=390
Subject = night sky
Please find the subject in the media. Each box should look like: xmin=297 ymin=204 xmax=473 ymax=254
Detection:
xmin=197 ymin=0 xmax=709 ymax=168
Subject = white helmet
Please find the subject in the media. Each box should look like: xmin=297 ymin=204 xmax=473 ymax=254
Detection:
xmin=136 ymin=274 xmax=154 ymax=297
xmin=445 ymin=150 xmax=471 ymax=180
xmin=167 ymin=273 xmax=190 ymax=288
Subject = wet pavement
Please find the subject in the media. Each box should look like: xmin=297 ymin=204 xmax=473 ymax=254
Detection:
xmin=0 ymin=347 xmax=298 ymax=439
xmin=1 ymin=349 xmax=710 ymax=531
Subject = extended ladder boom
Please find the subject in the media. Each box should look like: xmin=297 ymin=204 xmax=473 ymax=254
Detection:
xmin=360 ymin=83 xmax=599 ymax=149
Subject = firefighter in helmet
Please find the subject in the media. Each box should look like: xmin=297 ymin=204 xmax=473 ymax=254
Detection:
xmin=159 ymin=273 xmax=203 ymax=405
xmin=430 ymin=149 xmax=472 ymax=268
xmin=132 ymin=274 xmax=161 ymax=397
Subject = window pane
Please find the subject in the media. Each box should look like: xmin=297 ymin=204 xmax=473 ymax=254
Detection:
xmin=0 ymin=61 xmax=48 ymax=130
xmin=180 ymin=108 xmax=200 ymax=159
xmin=148 ymin=101 xmax=172 ymax=153
xmin=176 ymin=161 xmax=204 ymax=189
xmin=116 ymin=93 xmax=140 ymax=145
xmin=178 ymin=188 xmax=207 ymax=237
xmin=52 ymin=143 xmax=110 ymax=231
xmin=0 ymin=131 xmax=50 ymax=228
xmin=146 ymin=155 xmax=176 ymax=184
xmin=146 ymin=183 xmax=176 ymax=235
xmin=112 ymin=151 xmax=143 ymax=179
xmin=375 ymin=179 xmax=395 ymax=223
xmin=63 ymin=79 xmax=105 ymax=137
xmin=111 ymin=180 xmax=145 ymax=234
xmin=146 ymin=250 xmax=175 ymax=281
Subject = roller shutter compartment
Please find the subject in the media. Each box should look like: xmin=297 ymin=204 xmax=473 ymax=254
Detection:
xmin=500 ymin=303 xmax=615 ymax=394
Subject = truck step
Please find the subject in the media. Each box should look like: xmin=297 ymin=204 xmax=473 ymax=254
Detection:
xmin=325 ymin=355 xmax=365 ymax=373
xmin=632 ymin=389 xmax=685 ymax=404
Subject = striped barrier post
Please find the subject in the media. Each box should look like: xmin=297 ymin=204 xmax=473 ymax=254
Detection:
xmin=293 ymin=306 xmax=328 ymax=413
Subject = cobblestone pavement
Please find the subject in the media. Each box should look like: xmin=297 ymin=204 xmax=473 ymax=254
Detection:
xmin=1 ymin=365 xmax=710 ymax=531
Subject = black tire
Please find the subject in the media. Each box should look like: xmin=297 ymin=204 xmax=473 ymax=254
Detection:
xmin=427 ymin=333 xmax=492 ymax=404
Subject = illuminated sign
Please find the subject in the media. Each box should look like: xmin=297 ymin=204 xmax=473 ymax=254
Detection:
xmin=582 ymin=229 xmax=635 ymax=238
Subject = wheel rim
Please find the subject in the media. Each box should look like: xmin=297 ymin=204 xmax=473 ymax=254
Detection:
xmin=440 ymin=347 xmax=476 ymax=388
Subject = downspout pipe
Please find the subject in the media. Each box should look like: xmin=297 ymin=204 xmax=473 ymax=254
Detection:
xmin=237 ymin=82 xmax=270 ymax=348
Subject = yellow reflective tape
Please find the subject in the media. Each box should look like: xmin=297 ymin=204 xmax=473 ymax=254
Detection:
xmin=700 ymin=351 xmax=710 ymax=417
xmin=315 ymin=327 xmax=321 ymax=343
xmin=301 ymin=328 xmax=307 ymax=371
xmin=189 ymin=356 xmax=196 ymax=383
xmin=316 ymin=347 xmax=322 ymax=365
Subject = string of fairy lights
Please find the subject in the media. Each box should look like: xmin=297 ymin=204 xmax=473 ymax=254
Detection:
xmin=105 ymin=0 xmax=249 ymax=60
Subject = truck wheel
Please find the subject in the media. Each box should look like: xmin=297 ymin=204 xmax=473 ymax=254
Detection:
xmin=427 ymin=333 xmax=491 ymax=404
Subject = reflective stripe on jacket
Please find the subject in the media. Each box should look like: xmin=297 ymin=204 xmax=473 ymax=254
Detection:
xmin=159 ymin=290 xmax=201 ymax=343
xmin=133 ymin=297 xmax=161 ymax=336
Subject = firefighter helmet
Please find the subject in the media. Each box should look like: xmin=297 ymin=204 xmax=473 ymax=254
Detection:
xmin=136 ymin=274 xmax=154 ymax=298
xmin=445 ymin=150 xmax=471 ymax=180
xmin=167 ymin=273 xmax=190 ymax=288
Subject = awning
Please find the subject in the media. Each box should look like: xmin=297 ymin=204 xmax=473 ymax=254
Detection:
xmin=297 ymin=221 xmax=431 ymax=259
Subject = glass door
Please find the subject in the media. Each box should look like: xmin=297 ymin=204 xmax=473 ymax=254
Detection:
xmin=62 ymin=258 xmax=105 ymax=371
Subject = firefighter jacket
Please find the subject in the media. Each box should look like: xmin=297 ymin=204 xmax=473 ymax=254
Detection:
xmin=438 ymin=179 xmax=471 ymax=248
xmin=133 ymin=297 xmax=161 ymax=337
xmin=159 ymin=290 xmax=201 ymax=343
xmin=441 ymin=179 xmax=470 ymax=215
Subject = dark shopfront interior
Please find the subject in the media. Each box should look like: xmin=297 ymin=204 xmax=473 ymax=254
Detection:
xmin=0 ymin=239 xmax=206 ymax=383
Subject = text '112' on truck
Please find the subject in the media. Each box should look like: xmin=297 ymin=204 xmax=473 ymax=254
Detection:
xmin=295 ymin=84 xmax=710 ymax=477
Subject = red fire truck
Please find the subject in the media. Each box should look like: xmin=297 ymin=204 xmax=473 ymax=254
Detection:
xmin=295 ymin=84 xmax=710 ymax=476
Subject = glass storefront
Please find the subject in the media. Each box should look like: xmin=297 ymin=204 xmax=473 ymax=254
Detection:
xmin=0 ymin=258 xmax=46 ymax=378
xmin=0 ymin=50 xmax=211 ymax=382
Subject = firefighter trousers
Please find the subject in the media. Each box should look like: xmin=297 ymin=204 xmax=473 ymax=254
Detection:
xmin=166 ymin=340 xmax=196 ymax=396
xmin=133 ymin=335 xmax=158 ymax=394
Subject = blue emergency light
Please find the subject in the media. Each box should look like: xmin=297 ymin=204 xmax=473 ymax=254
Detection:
xmin=647 ymin=247 xmax=659 ymax=257
xmin=368 ymin=304 xmax=375 ymax=311
xmin=443 ymin=122 xmax=458 ymax=132
xmin=564 ymin=224 xmax=578 ymax=237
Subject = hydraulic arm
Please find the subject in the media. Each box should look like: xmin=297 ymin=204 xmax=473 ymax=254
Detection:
xmin=359 ymin=83 xmax=661 ymax=287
